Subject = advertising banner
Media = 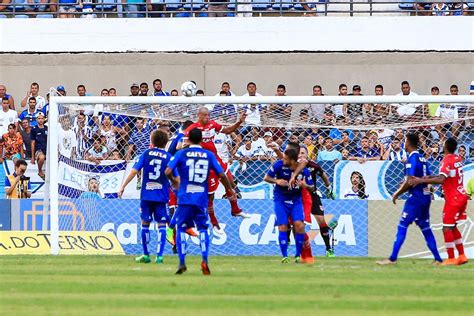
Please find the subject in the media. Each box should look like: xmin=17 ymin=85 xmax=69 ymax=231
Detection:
xmin=0 ymin=231 xmax=124 ymax=255
xmin=15 ymin=199 xmax=368 ymax=256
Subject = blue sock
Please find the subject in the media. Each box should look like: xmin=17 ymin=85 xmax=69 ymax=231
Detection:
xmin=421 ymin=227 xmax=442 ymax=262
xmin=278 ymin=231 xmax=288 ymax=258
xmin=157 ymin=226 xmax=166 ymax=257
xmin=389 ymin=225 xmax=407 ymax=262
xmin=295 ymin=233 xmax=305 ymax=257
xmin=176 ymin=228 xmax=187 ymax=266
xmin=199 ymin=229 xmax=210 ymax=263
xmin=141 ymin=225 xmax=150 ymax=256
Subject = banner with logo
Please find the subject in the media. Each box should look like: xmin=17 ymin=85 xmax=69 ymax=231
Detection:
xmin=57 ymin=155 xmax=129 ymax=198
xmin=14 ymin=199 xmax=368 ymax=256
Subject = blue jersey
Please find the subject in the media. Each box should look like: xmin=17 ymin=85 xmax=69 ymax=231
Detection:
xmin=167 ymin=145 xmax=223 ymax=206
xmin=167 ymin=131 xmax=184 ymax=156
xmin=267 ymin=160 xmax=313 ymax=201
xmin=406 ymin=150 xmax=431 ymax=198
xmin=133 ymin=148 xmax=173 ymax=202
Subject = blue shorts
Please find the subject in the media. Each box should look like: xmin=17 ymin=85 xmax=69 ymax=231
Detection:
xmin=274 ymin=198 xmax=304 ymax=226
xmin=140 ymin=200 xmax=169 ymax=224
xmin=172 ymin=204 xmax=209 ymax=231
xmin=399 ymin=196 xmax=431 ymax=229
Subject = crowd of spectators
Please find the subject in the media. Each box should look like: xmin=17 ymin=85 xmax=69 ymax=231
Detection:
xmin=0 ymin=79 xmax=473 ymax=183
xmin=0 ymin=0 xmax=472 ymax=18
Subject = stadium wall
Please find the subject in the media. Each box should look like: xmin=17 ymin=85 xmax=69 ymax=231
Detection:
xmin=0 ymin=17 xmax=472 ymax=53
xmin=1 ymin=52 xmax=473 ymax=111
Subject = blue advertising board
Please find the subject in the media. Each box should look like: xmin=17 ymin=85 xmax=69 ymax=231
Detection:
xmin=0 ymin=199 xmax=11 ymax=230
xmin=17 ymin=199 xmax=368 ymax=256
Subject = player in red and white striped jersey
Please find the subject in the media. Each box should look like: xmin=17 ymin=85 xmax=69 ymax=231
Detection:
xmin=409 ymin=138 xmax=469 ymax=266
xmin=184 ymin=107 xmax=250 ymax=232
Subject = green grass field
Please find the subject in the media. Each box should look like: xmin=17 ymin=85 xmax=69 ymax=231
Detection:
xmin=0 ymin=256 xmax=473 ymax=316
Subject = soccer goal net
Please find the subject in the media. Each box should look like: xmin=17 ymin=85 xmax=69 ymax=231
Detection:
xmin=45 ymin=94 xmax=474 ymax=258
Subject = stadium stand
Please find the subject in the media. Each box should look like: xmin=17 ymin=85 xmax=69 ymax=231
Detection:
xmin=0 ymin=0 xmax=472 ymax=17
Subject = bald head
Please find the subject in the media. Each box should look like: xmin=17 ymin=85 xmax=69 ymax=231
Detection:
xmin=197 ymin=106 xmax=210 ymax=125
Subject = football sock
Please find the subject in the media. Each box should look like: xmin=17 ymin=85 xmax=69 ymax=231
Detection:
xmin=176 ymin=228 xmax=187 ymax=266
xmin=278 ymin=231 xmax=288 ymax=258
xmin=199 ymin=229 xmax=210 ymax=264
xmin=295 ymin=233 xmax=305 ymax=257
xmin=389 ymin=225 xmax=407 ymax=262
xmin=207 ymin=202 xmax=220 ymax=228
xmin=443 ymin=229 xmax=455 ymax=259
xmin=422 ymin=227 xmax=442 ymax=262
xmin=229 ymin=197 xmax=240 ymax=213
xmin=157 ymin=226 xmax=167 ymax=257
xmin=320 ymin=225 xmax=331 ymax=251
xmin=453 ymin=227 xmax=464 ymax=255
xmin=301 ymin=233 xmax=312 ymax=259
xmin=141 ymin=225 xmax=150 ymax=256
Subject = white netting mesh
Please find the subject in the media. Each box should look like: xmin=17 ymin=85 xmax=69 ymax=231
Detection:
xmin=47 ymin=96 xmax=474 ymax=257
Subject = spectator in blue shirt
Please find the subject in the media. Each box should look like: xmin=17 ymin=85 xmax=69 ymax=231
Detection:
xmin=317 ymin=137 xmax=343 ymax=163
xmin=349 ymin=136 xmax=380 ymax=163
xmin=19 ymin=97 xmax=41 ymax=128
xmin=152 ymin=79 xmax=170 ymax=96
xmin=211 ymin=91 xmax=237 ymax=123
xmin=125 ymin=117 xmax=154 ymax=161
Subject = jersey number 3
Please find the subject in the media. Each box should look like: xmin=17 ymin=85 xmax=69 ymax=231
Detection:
xmin=149 ymin=159 xmax=163 ymax=180
xmin=186 ymin=159 xmax=209 ymax=183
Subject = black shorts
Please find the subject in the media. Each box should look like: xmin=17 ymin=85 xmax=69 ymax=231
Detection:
xmin=311 ymin=191 xmax=324 ymax=216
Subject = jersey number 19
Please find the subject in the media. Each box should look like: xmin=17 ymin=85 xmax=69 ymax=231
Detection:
xmin=186 ymin=159 xmax=209 ymax=183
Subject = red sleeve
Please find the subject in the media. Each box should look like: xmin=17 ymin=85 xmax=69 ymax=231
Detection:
xmin=439 ymin=157 xmax=451 ymax=177
xmin=210 ymin=120 xmax=223 ymax=133
xmin=184 ymin=123 xmax=197 ymax=137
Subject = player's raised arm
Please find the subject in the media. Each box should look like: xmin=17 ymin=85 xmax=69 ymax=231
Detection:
xmin=221 ymin=111 xmax=247 ymax=134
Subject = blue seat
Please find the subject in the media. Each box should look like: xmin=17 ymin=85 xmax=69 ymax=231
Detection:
xmin=253 ymin=0 xmax=271 ymax=10
xmin=14 ymin=14 xmax=29 ymax=18
xmin=0 ymin=14 xmax=7 ymax=18
xmin=96 ymin=0 xmax=120 ymax=11
xmin=36 ymin=13 xmax=54 ymax=18
xmin=467 ymin=2 xmax=474 ymax=8
xmin=164 ymin=0 xmax=182 ymax=11
xmin=183 ymin=0 xmax=204 ymax=10
xmin=7 ymin=0 xmax=31 ymax=11
xmin=227 ymin=0 xmax=236 ymax=10
xmin=398 ymin=3 xmax=413 ymax=10
xmin=272 ymin=0 xmax=293 ymax=10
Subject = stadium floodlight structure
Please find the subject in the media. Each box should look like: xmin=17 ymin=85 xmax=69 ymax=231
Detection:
xmin=46 ymin=94 xmax=474 ymax=255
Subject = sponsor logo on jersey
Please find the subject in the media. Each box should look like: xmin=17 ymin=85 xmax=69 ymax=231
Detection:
xmin=146 ymin=182 xmax=163 ymax=190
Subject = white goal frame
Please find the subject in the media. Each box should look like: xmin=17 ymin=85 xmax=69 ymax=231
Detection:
xmin=46 ymin=94 xmax=474 ymax=254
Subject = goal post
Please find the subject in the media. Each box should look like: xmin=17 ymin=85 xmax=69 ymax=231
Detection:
xmin=45 ymin=94 xmax=474 ymax=257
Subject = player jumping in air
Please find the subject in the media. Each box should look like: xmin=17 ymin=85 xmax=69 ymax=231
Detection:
xmin=264 ymin=148 xmax=313 ymax=263
xmin=165 ymin=128 xmax=237 ymax=275
xmin=377 ymin=133 xmax=443 ymax=265
xmin=298 ymin=146 xmax=336 ymax=258
xmin=184 ymin=107 xmax=250 ymax=233
xmin=119 ymin=130 xmax=175 ymax=264
xmin=408 ymin=138 xmax=469 ymax=266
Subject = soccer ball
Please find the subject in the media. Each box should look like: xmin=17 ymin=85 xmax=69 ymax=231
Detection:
xmin=181 ymin=81 xmax=197 ymax=97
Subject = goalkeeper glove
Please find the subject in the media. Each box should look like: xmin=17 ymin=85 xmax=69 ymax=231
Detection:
xmin=326 ymin=186 xmax=335 ymax=200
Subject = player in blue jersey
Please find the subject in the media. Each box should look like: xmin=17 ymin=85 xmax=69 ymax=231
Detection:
xmin=264 ymin=148 xmax=314 ymax=263
xmin=165 ymin=128 xmax=236 ymax=275
xmin=377 ymin=133 xmax=442 ymax=265
xmin=119 ymin=129 xmax=176 ymax=264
